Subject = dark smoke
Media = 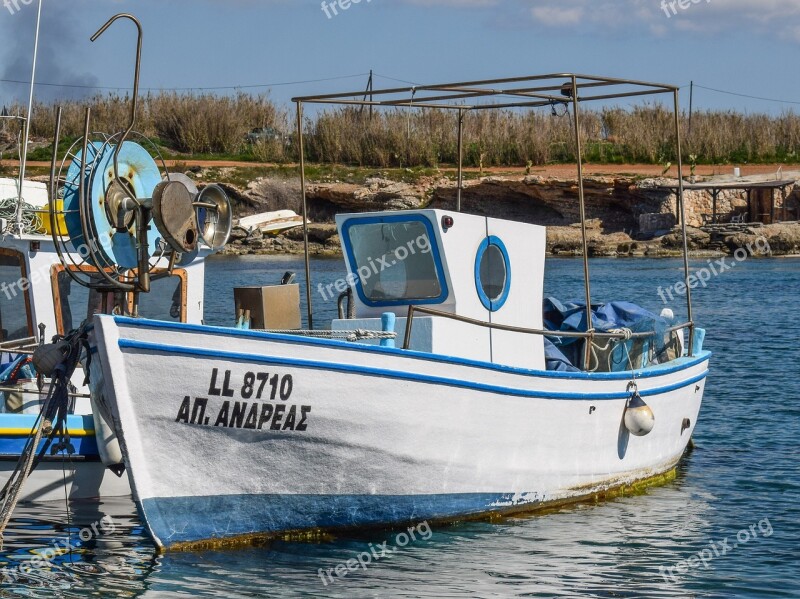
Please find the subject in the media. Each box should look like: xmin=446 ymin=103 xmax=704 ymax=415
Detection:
xmin=1 ymin=2 xmax=99 ymax=103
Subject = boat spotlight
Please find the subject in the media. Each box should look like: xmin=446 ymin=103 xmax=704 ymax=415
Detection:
xmin=194 ymin=184 xmax=233 ymax=251
xmin=624 ymin=382 xmax=655 ymax=436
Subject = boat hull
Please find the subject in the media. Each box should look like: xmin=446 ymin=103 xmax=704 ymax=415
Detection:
xmin=91 ymin=316 xmax=710 ymax=550
xmin=0 ymin=460 xmax=130 ymax=503
xmin=0 ymin=414 xmax=131 ymax=502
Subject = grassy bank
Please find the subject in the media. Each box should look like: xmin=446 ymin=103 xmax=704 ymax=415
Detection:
xmin=4 ymin=93 xmax=800 ymax=168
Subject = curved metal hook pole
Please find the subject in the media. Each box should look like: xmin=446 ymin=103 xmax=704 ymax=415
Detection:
xmin=90 ymin=13 xmax=142 ymax=207
xmin=91 ymin=13 xmax=149 ymax=293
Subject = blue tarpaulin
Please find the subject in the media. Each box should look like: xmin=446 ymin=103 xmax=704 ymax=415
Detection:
xmin=544 ymin=338 xmax=580 ymax=372
xmin=0 ymin=355 xmax=35 ymax=385
xmin=543 ymin=298 xmax=674 ymax=372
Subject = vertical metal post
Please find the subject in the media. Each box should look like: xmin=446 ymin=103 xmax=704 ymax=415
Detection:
xmin=782 ymin=186 xmax=787 ymax=222
xmin=48 ymin=106 xmax=61 ymax=239
xmin=674 ymin=89 xmax=694 ymax=355
xmin=770 ymin=189 xmax=775 ymax=224
xmin=403 ymin=305 xmax=415 ymax=350
xmin=712 ymin=189 xmax=718 ymax=224
xmin=297 ymin=101 xmax=313 ymax=329
xmin=571 ymin=76 xmax=594 ymax=369
xmin=456 ymin=108 xmax=464 ymax=212
xmin=16 ymin=0 xmax=43 ymax=234
xmin=746 ymin=189 xmax=752 ymax=222
xmin=688 ymin=81 xmax=694 ymax=137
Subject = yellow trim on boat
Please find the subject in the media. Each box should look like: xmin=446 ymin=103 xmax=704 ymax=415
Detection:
xmin=0 ymin=428 xmax=95 ymax=437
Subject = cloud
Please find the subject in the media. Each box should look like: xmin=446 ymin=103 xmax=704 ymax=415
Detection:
xmin=530 ymin=6 xmax=583 ymax=26
xmin=518 ymin=0 xmax=800 ymax=41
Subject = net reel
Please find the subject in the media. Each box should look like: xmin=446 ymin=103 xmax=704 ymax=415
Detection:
xmin=46 ymin=13 xmax=233 ymax=314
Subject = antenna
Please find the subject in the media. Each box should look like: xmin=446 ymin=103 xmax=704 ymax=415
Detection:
xmin=16 ymin=0 xmax=43 ymax=236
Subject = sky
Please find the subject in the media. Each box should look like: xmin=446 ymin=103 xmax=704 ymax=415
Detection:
xmin=1 ymin=0 xmax=800 ymax=115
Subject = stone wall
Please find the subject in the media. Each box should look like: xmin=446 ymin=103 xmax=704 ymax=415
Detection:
xmin=217 ymin=170 xmax=799 ymax=235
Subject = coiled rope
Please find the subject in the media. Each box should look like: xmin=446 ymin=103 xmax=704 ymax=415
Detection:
xmin=0 ymin=196 xmax=43 ymax=234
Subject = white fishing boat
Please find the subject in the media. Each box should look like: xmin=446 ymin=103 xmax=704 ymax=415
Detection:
xmin=90 ymin=208 xmax=709 ymax=550
xmin=35 ymin=53 xmax=709 ymax=550
xmin=235 ymin=210 xmax=304 ymax=235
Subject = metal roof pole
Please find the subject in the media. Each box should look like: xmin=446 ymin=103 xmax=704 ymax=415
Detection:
xmin=456 ymin=108 xmax=465 ymax=212
xmin=297 ymin=101 xmax=313 ymax=329
xmin=673 ymin=89 xmax=694 ymax=355
xmin=571 ymin=76 xmax=595 ymax=369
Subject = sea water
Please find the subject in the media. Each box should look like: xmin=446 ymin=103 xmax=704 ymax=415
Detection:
xmin=0 ymin=255 xmax=797 ymax=597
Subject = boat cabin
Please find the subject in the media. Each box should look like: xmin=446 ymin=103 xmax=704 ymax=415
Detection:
xmin=333 ymin=209 xmax=547 ymax=370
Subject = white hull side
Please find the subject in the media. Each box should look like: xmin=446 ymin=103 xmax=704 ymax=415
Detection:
xmin=0 ymin=461 xmax=130 ymax=503
xmin=92 ymin=316 xmax=709 ymax=549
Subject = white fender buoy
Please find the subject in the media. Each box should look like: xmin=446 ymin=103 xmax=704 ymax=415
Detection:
xmin=624 ymin=383 xmax=655 ymax=436
xmin=87 ymin=353 xmax=125 ymax=471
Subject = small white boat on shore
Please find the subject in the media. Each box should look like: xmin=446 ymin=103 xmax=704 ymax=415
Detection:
xmin=235 ymin=210 xmax=304 ymax=235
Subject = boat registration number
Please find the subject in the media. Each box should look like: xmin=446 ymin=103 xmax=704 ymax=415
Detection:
xmin=173 ymin=369 xmax=311 ymax=432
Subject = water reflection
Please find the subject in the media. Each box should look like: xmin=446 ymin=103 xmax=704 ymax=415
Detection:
xmin=0 ymin=462 xmax=723 ymax=598
xmin=1 ymin=256 xmax=798 ymax=597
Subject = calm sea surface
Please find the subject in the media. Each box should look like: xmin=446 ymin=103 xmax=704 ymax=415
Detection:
xmin=1 ymin=255 xmax=798 ymax=597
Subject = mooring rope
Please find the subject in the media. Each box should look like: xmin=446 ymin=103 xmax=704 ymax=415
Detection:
xmin=0 ymin=327 xmax=87 ymax=547
xmin=252 ymin=329 xmax=397 ymax=343
xmin=0 ymin=389 xmax=55 ymax=548
xmin=586 ymin=327 xmax=635 ymax=373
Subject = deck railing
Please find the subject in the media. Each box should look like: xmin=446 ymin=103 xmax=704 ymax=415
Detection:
xmin=401 ymin=304 xmax=694 ymax=358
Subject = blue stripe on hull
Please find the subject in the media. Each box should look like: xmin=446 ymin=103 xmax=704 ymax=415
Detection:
xmin=119 ymin=338 xmax=709 ymax=401
xmin=0 ymin=436 xmax=99 ymax=457
xmin=111 ymin=315 xmax=713 ymax=382
xmin=141 ymin=492 xmax=530 ymax=547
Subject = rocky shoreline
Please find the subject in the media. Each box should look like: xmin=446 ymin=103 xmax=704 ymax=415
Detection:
xmin=208 ymin=170 xmax=800 ymax=259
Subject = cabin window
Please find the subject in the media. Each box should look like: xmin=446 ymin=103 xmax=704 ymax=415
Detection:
xmin=52 ymin=267 xmax=187 ymax=334
xmin=135 ymin=273 xmax=187 ymax=322
xmin=54 ymin=269 xmax=107 ymax=334
xmin=475 ymin=236 xmax=511 ymax=311
xmin=341 ymin=216 xmax=448 ymax=306
xmin=0 ymin=250 xmax=33 ymax=342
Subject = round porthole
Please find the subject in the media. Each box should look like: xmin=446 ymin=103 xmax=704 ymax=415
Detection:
xmin=475 ymin=236 xmax=511 ymax=311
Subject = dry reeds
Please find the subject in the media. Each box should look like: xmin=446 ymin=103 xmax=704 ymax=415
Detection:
xmin=6 ymin=93 xmax=800 ymax=166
